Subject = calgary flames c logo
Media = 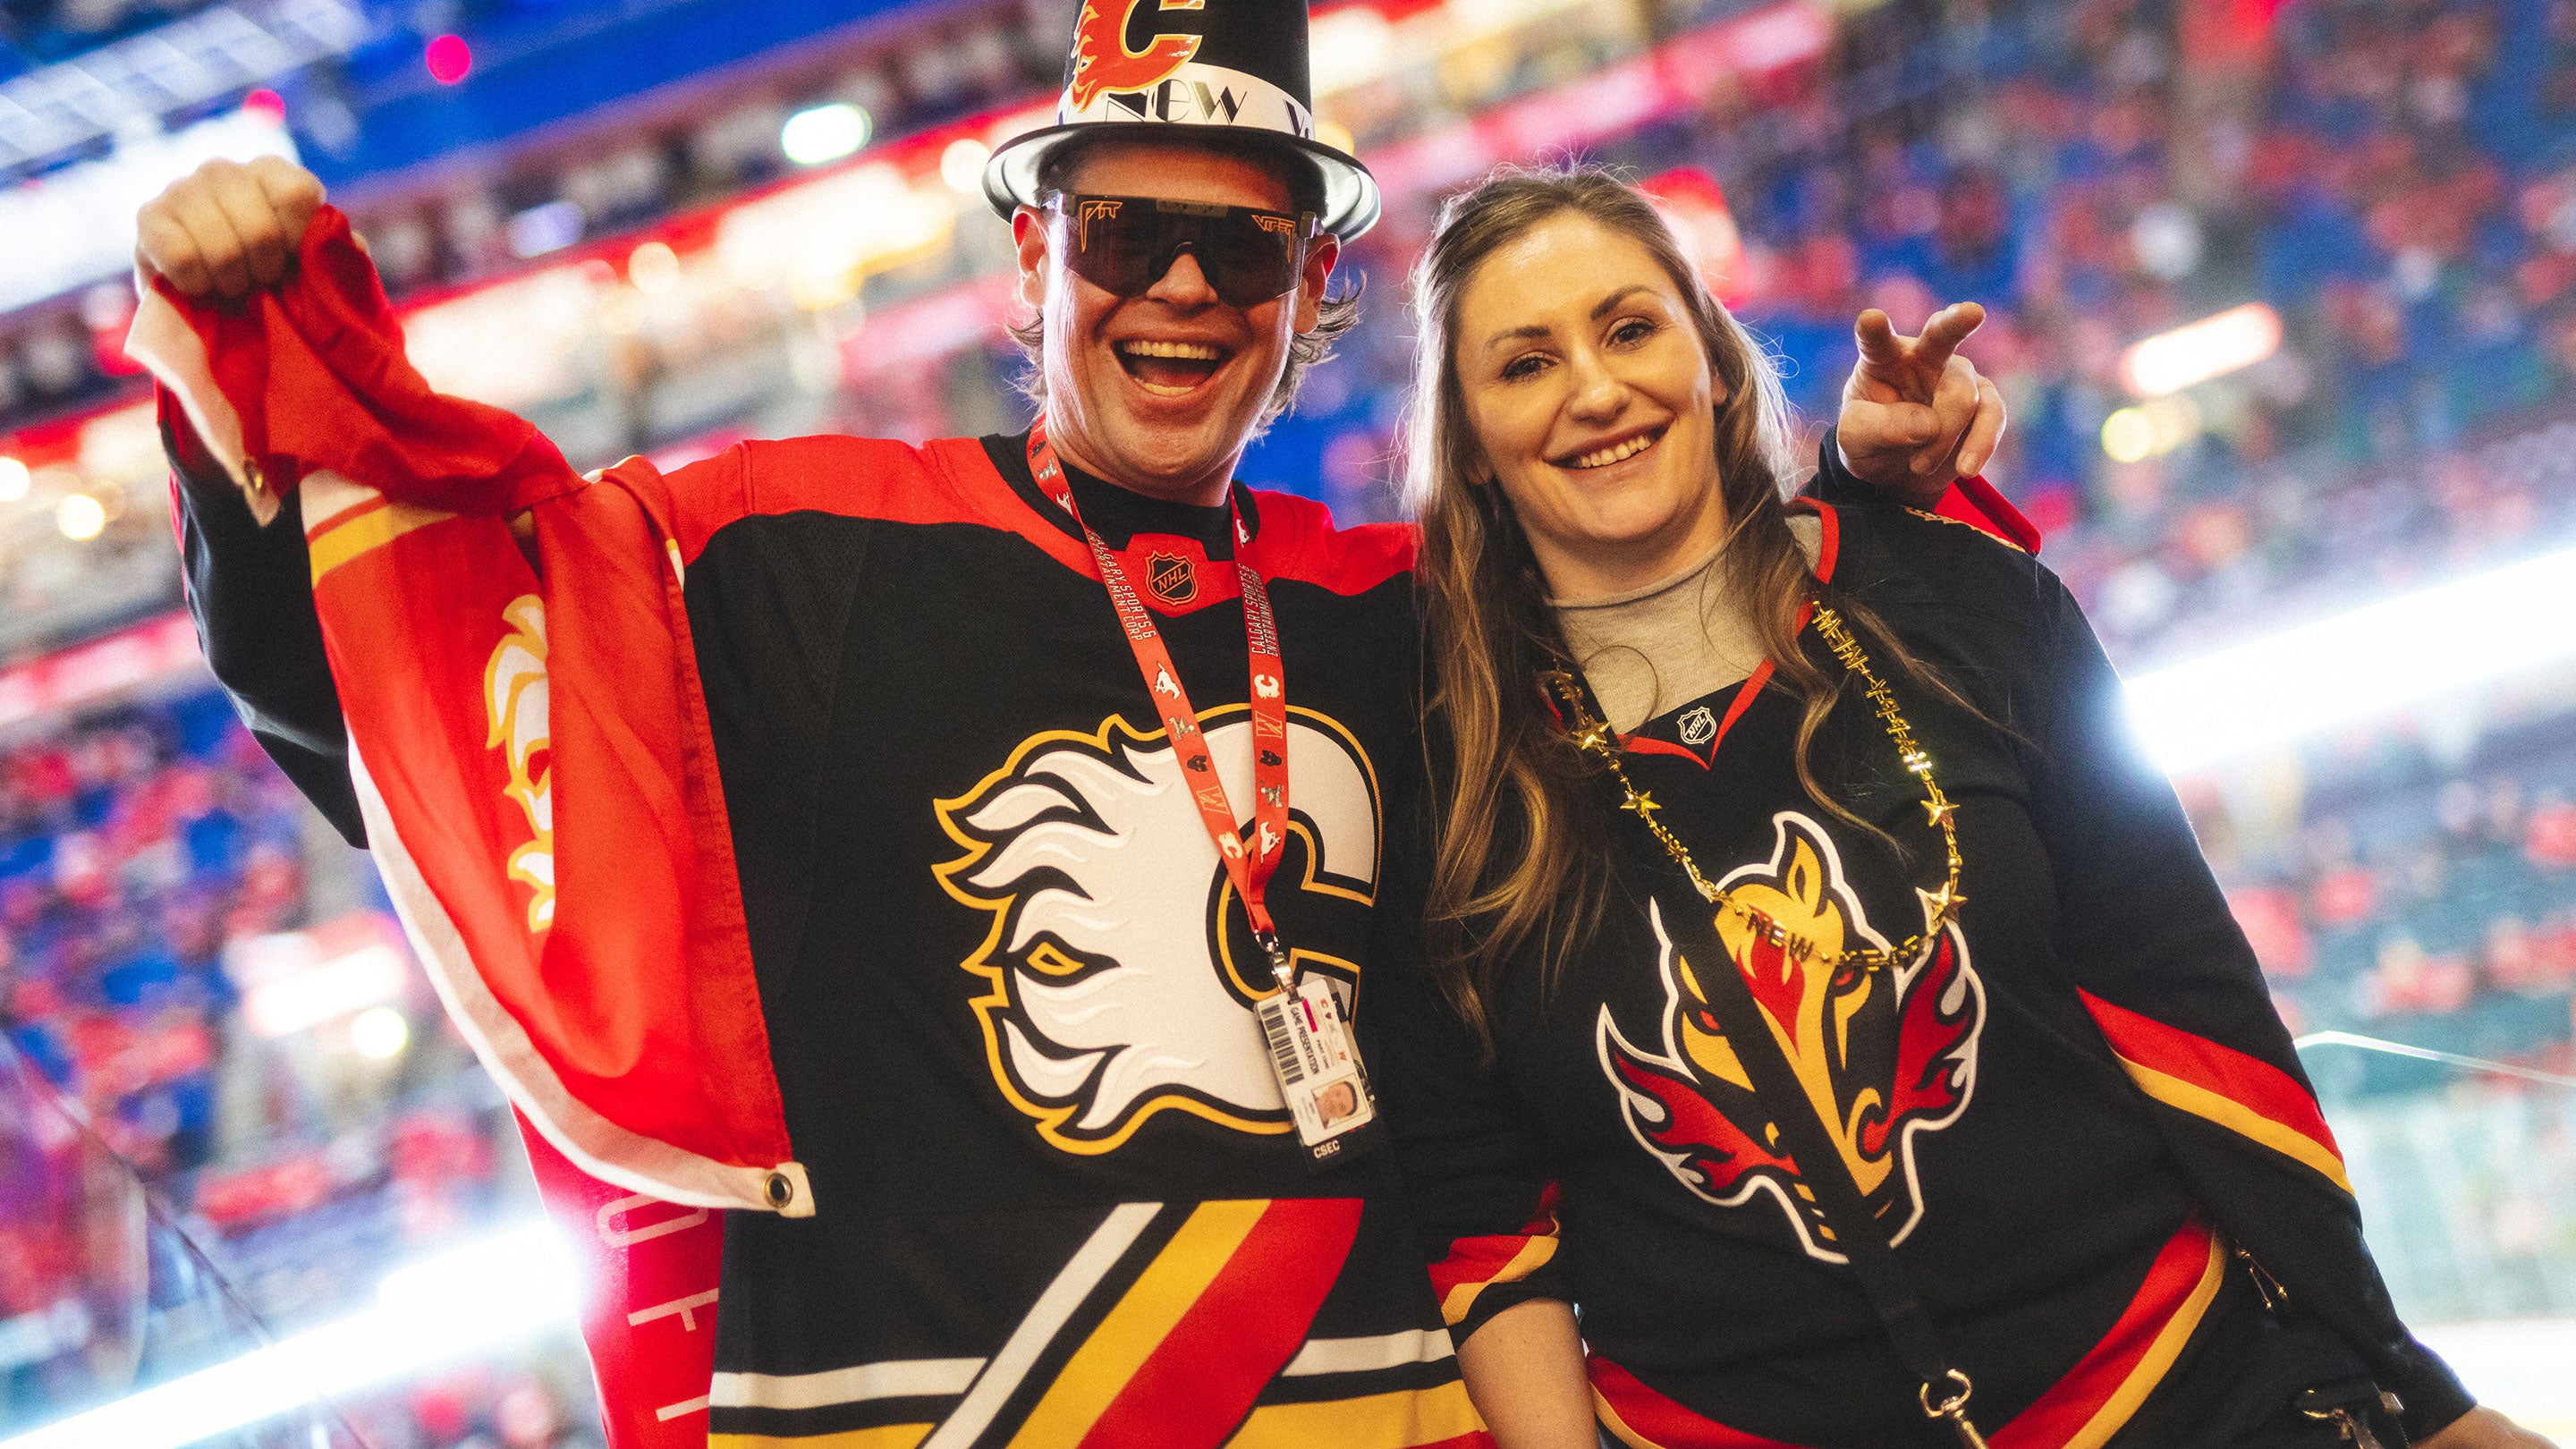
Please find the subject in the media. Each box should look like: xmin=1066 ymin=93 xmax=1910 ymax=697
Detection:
xmin=1598 ymin=812 xmax=1982 ymax=1261
xmin=1069 ymin=0 xmax=1204 ymax=111
xmin=936 ymin=707 xmax=1379 ymax=1154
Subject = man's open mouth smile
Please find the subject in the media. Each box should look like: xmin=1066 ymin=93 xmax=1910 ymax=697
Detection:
xmin=1117 ymin=339 xmax=1233 ymax=397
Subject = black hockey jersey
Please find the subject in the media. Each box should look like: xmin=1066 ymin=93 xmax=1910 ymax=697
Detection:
xmin=173 ymin=428 xmax=1489 ymax=1449
xmin=1378 ymin=496 xmax=2474 ymax=1449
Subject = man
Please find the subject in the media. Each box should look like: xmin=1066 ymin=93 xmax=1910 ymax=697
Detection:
xmin=131 ymin=4 xmax=2007 ymax=1445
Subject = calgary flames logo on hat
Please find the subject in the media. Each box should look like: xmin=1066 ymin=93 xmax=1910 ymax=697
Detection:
xmin=1070 ymin=0 xmax=1206 ymax=111
xmin=1597 ymin=812 xmax=1983 ymax=1262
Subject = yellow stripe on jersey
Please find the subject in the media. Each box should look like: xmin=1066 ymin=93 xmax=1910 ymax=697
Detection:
xmin=1438 ymin=1233 xmax=1557 ymax=1327
xmin=308 ymin=502 xmax=453 ymax=582
xmin=708 ymin=1425 xmax=931 ymax=1449
xmin=2114 ymin=1055 xmax=2356 ymax=1196
xmin=2060 ymin=1227 xmax=2231 ymax=1449
xmin=1004 ymin=1199 xmax=1270 ymax=1447
xmin=1594 ymin=1391 xmax=1664 ymax=1449
xmin=1224 ymin=1378 xmax=1487 ymax=1449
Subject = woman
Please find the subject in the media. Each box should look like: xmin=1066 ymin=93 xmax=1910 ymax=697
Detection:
xmin=1378 ymin=166 xmax=2544 ymax=1449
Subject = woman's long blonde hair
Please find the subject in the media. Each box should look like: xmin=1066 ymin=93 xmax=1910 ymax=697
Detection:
xmin=1403 ymin=164 xmax=1920 ymax=1052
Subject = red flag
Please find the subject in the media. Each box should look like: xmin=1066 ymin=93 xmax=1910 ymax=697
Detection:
xmin=127 ymin=208 xmax=805 ymax=1445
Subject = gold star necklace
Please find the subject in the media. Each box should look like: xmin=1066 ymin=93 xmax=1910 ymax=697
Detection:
xmin=1545 ymin=606 xmax=1966 ymax=975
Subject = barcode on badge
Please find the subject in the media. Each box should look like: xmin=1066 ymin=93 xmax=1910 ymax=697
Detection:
xmin=1259 ymin=996 xmax=1308 ymax=1085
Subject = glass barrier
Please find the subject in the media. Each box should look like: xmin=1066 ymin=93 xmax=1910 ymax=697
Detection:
xmin=2301 ymin=1033 xmax=2576 ymax=1440
xmin=0 ymin=1034 xmax=599 ymax=1449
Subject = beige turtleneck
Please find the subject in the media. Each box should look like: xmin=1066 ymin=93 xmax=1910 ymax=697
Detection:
xmin=1549 ymin=515 xmax=1822 ymax=733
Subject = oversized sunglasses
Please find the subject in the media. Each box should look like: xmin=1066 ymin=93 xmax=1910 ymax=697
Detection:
xmin=1043 ymin=192 xmax=1318 ymax=309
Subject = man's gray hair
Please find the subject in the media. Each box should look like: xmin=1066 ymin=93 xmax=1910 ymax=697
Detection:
xmin=1006 ymin=140 xmax=1363 ymax=434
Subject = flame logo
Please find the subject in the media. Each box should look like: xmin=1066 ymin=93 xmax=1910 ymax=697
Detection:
xmin=1069 ymin=0 xmax=1205 ymax=112
xmin=935 ymin=708 xmax=1378 ymax=1153
xmin=482 ymin=596 xmax=555 ymax=933
xmin=1597 ymin=812 xmax=1982 ymax=1261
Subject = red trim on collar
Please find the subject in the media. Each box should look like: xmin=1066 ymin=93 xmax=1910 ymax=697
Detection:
xmin=1788 ymin=496 xmax=1841 ymax=584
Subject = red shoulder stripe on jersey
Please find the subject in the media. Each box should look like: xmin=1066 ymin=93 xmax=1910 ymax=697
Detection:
xmin=1589 ymin=1356 xmax=1816 ymax=1449
xmin=652 ymin=435 xmax=1097 ymax=575
xmin=2079 ymin=988 xmax=2353 ymax=1195
xmin=1429 ymin=1183 xmax=1563 ymax=1328
xmin=1988 ymin=1214 xmax=2229 ymax=1449
xmin=1939 ymin=476 xmax=2042 ymax=554
xmin=1072 ymin=1198 xmax=1362 ymax=1449
xmin=1248 ymin=487 xmax=1419 ymax=595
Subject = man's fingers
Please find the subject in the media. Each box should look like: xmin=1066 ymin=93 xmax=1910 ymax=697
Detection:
xmin=1841 ymin=395 xmax=1941 ymax=454
xmin=208 ymin=164 xmax=291 ymax=286
xmin=1955 ymin=376 xmax=2006 ymax=479
xmin=174 ymin=196 xmax=255 ymax=298
xmin=1909 ymin=301 xmax=1987 ymax=375
xmin=249 ymin=156 xmax=325 ymax=249
xmin=1852 ymin=309 xmax=1907 ymax=369
xmin=135 ymin=210 xmax=215 ymax=296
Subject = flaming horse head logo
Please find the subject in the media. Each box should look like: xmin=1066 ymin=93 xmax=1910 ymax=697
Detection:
xmin=1069 ymin=0 xmax=1205 ymax=112
xmin=1597 ymin=812 xmax=1983 ymax=1261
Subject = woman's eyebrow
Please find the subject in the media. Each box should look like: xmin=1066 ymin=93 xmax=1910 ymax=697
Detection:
xmin=1481 ymin=285 xmax=1659 ymax=353
xmin=1590 ymin=284 xmax=1653 ymax=319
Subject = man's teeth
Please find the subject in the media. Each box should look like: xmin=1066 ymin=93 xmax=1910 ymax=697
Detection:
xmin=1570 ymin=432 xmax=1660 ymax=470
xmin=1121 ymin=341 xmax=1224 ymax=360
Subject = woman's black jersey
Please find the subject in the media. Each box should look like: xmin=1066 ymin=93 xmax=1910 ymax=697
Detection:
xmin=1378 ymin=496 xmax=2471 ymax=1449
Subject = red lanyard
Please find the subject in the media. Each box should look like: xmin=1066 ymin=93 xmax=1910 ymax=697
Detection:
xmin=1028 ymin=421 xmax=1295 ymax=989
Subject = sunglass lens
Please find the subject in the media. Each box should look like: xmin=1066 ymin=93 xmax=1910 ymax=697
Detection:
xmin=1061 ymin=199 xmax=1303 ymax=305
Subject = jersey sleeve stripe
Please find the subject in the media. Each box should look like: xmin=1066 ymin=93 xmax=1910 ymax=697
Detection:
xmin=1219 ymin=1379 xmax=1491 ymax=1449
xmin=1429 ymin=1186 xmax=1564 ymax=1328
xmin=1988 ymin=1214 xmax=2229 ymax=1449
xmin=709 ymin=1426 xmax=934 ymax=1449
xmin=1589 ymin=1357 xmax=1816 ymax=1449
xmin=2078 ymin=988 xmax=2352 ymax=1194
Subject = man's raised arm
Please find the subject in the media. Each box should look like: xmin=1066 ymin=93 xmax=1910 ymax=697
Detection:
xmin=141 ymin=158 xmax=366 ymax=843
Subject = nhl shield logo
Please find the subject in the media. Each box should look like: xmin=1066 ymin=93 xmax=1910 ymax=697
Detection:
xmin=1145 ymin=552 xmax=1197 ymax=606
xmin=1678 ymin=705 xmax=1718 ymax=747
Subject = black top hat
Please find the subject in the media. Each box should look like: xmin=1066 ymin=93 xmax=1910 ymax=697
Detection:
xmin=983 ymin=0 xmax=1380 ymax=241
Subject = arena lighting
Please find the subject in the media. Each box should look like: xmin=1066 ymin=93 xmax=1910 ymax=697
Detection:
xmin=627 ymin=239 xmax=682 ymax=294
xmin=240 ymin=942 xmax=407 ymax=1038
xmin=0 ymin=1224 xmax=577 ymax=1449
xmin=781 ymin=103 xmax=869 ymax=167
xmin=55 ymin=494 xmax=105 ymax=540
xmin=2124 ymin=544 xmax=2576 ymax=775
xmin=939 ymin=137 xmax=992 ymax=194
xmin=2119 ymin=302 xmax=2282 ymax=396
xmin=2099 ymin=394 xmax=2201 ymax=462
xmin=350 ymin=1005 xmax=411 ymax=1060
xmin=424 ymin=33 xmax=471 ymax=86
